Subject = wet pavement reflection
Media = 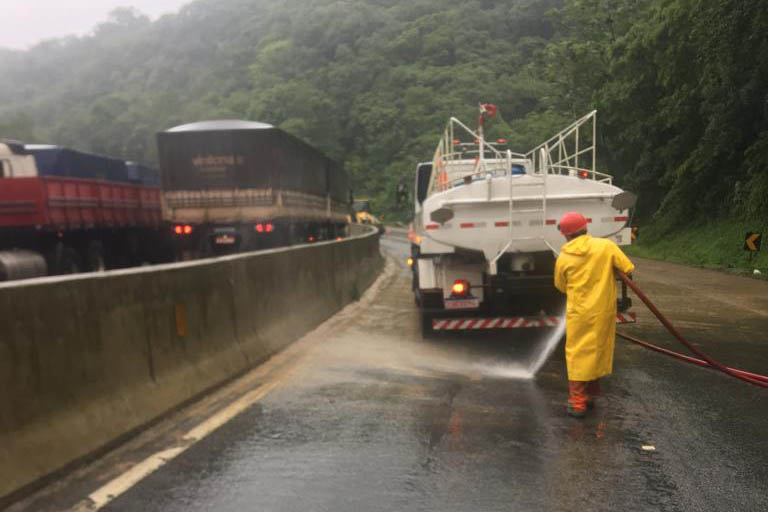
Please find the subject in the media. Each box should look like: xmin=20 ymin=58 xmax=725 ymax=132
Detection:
xmin=99 ymin=233 xmax=768 ymax=512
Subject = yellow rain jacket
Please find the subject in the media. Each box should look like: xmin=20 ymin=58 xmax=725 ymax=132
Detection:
xmin=554 ymin=235 xmax=635 ymax=381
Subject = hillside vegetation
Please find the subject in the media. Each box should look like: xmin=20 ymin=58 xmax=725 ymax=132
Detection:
xmin=0 ymin=0 xmax=766 ymax=236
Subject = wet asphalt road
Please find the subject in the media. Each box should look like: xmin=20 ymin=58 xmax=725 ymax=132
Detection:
xmin=16 ymin=232 xmax=768 ymax=511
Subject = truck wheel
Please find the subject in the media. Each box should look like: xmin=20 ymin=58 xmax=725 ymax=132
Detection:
xmin=420 ymin=311 xmax=434 ymax=339
xmin=55 ymin=246 xmax=81 ymax=275
xmin=86 ymin=242 xmax=106 ymax=272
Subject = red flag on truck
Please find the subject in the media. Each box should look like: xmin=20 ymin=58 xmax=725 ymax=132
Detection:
xmin=480 ymin=103 xmax=498 ymax=118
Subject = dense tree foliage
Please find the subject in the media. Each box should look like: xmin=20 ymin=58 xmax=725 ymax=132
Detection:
xmin=0 ymin=0 xmax=766 ymax=227
xmin=543 ymin=0 xmax=768 ymax=229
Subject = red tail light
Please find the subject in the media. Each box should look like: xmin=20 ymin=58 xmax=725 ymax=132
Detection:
xmin=451 ymin=279 xmax=470 ymax=297
xmin=308 ymin=235 xmax=316 ymax=242
xmin=255 ymin=223 xmax=264 ymax=233
xmin=578 ymin=169 xmax=590 ymax=179
xmin=183 ymin=225 xmax=193 ymax=235
xmin=174 ymin=225 xmax=183 ymax=235
xmin=266 ymin=223 xmax=274 ymax=233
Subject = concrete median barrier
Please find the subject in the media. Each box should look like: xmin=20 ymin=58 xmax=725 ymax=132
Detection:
xmin=0 ymin=227 xmax=382 ymax=504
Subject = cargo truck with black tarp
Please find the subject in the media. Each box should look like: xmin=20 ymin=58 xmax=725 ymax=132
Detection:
xmin=157 ymin=120 xmax=350 ymax=258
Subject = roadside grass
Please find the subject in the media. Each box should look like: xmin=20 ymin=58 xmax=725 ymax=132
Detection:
xmin=624 ymin=219 xmax=768 ymax=280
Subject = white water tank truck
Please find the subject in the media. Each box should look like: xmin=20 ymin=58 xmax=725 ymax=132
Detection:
xmin=407 ymin=108 xmax=637 ymax=336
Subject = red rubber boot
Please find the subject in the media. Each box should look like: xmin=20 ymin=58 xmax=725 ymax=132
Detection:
xmin=567 ymin=381 xmax=589 ymax=418
xmin=586 ymin=379 xmax=601 ymax=409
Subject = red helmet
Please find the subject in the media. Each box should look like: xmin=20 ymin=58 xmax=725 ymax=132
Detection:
xmin=558 ymin=212 xmax=588 ymax=236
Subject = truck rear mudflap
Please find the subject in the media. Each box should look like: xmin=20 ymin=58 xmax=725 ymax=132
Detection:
xmin=431 ymin=312 xmax=636 ymax=331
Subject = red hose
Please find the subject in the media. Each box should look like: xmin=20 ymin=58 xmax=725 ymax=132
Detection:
xmin=617 ymin=272 xmax=768 ymax=388
xmin=616 ymin=332 xmax=768 ymax=384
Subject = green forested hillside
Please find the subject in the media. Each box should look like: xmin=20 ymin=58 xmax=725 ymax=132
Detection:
xmin=0 ymin=0 xmax=766 ymax=230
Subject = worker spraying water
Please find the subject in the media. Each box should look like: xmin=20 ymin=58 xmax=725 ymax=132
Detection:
xmin=554 ymin=212 xmax=635 ymax=418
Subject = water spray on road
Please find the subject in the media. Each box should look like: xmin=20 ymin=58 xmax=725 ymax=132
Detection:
xmin=526 ymin=312 xmax=566 ymax=375
xmin=468 ymin=313 xmax=566 ymax=380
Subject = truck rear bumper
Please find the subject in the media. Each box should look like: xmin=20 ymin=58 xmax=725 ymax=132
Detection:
xmin=431 ymin=312 xmax=636 ymax=331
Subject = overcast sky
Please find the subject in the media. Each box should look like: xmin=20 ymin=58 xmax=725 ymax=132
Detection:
xmin=0 ymin=0 xmax=193 ymax=49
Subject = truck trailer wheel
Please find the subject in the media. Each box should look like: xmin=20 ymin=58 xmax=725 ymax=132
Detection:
xmin=51 ymin=245 xmax=81 ymax=275
xmin=85 ymin=242 xmax=106 ymax=272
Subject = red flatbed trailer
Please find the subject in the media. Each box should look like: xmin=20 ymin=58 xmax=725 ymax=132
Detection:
xmin=0 ymin=141 xmax=167 ymax=280
xmin=0 ymin=176 xmax=161 ymax=229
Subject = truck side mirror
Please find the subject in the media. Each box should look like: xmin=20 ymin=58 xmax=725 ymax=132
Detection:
xmin=611 ymin=191 xmax=637 ymax=211
xmin=416 ymin=163 xmax=432 ymax=204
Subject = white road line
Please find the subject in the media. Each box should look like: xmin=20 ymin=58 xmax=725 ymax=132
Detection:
xmin=183 ymin=381 xmax=280 ymax=442
xmin=82 ymin=380 xmax=281 ymax=510
xmin=86 ymin=447 xmax=185 ymax=508
xmin=64 ymin=259 xmax=398 ymax=512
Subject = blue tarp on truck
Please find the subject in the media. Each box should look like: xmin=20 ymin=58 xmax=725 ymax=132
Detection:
xmin=25 ymin=145 xmax=129 ymax=182
xmin=126 ymin=161 xmax=161 ymax=186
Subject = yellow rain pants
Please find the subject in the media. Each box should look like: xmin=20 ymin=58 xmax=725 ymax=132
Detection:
xmin=554 ymin=235 xmax=635 ymax=381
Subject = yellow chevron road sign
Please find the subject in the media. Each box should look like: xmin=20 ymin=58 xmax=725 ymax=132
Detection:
xmin=744 ymin=232 xmax=762 ymax=252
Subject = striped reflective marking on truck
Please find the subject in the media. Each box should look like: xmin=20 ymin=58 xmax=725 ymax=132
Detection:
xmin=489 ymin=217 xmax=616 ymax=227
xmin=432 ymin=312 xmax=636 ymax=330
xmin=451 ymin=216 xmax=621 ymax=230
xmin=459 ymin=222 xmax=487 ymax=229
xmin=616 ymin=312 xmax=636 ymax=323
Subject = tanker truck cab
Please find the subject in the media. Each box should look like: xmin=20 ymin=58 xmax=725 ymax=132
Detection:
xmin=410 ymin=109 xmax=636 ymax=336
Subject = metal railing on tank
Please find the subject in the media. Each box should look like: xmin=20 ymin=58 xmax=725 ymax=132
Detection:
xmin=428 ymin=116 xmax=526 ymax=195
xmin=525 ymin=110 xmax=612 ymax=183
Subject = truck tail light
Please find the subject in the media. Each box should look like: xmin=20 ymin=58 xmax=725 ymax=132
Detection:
xmin=255 ymin=223 xmax=264 ymax=233
xmin=174 ymin=224 xmax=192 ymax=235
xmin=266 ymin=222 xmax=274 ymax=233
xmin=451 ymin=279 xmax=470 ymax=297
